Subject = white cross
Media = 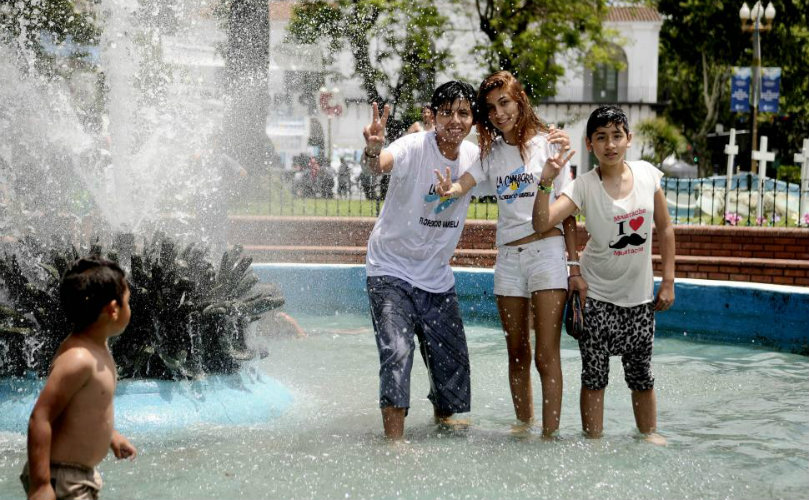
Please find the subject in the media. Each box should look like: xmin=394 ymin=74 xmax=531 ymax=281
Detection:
xmin=795 ymin=138 xmax=809 ymax=218
xmin=723 ymin=128 xmax=739 ymax=212
xmin=752 ymin=136 xmax=775 ymax=221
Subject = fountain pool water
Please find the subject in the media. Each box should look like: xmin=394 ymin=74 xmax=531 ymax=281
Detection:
xmin=0 ymin=371 xmax=293 ymax=435
xmin=1 ymin=265 xmax=807 ymax=499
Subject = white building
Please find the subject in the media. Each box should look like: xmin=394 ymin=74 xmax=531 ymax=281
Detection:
xmin=267 ymin=1 xmax=662 ymax=173
xmin=540 ymin=6 xmax=663 ymax=173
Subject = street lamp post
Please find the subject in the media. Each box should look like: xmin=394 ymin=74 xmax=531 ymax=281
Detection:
xmin=319 ymin=86 xmax=342 ymax=168
xmin=739 ymin=1 xmax=775 ymax=173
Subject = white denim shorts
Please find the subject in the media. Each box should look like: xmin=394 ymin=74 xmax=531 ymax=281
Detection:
xmin=493 ymin=235 xmax=568 ymax=297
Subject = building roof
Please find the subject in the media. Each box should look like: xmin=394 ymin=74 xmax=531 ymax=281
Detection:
xmin=270 ymin=1 xmax=295 ymax=21
xmin=607 ymin=6 xmax=662 ymax=22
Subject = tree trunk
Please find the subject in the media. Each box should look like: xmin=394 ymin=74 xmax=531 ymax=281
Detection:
xmin=222 ymin=0 xmax=277 ymax=175
xmin=695 ymin=54 xmax=729 ymax=177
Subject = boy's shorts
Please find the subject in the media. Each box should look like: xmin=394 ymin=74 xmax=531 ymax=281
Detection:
xmin=367 ymin=275 xmax=471 ymax=415
xmin=493 ymin=236 xmax=568 ymax=297
xmin=578 ymin=298 xmax=656 ymax=392
xmin=21 ymin=461 xmax=103 ymax=500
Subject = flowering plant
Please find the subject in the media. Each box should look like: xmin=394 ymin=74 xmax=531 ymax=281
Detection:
xmin=724 ymin=212 xmax=741 ymax=226
xmin=756 ymin=213 xmax=781 ymax=226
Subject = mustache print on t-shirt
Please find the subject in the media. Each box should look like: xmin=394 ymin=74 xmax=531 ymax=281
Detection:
xmin=609 ymin=232 xmax=647 ymax=249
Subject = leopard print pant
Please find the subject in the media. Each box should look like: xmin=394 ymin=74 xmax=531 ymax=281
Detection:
xmin=579 ymin=298 xmax=655 ymax=391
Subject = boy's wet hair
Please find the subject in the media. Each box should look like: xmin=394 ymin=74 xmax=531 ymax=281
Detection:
xmin=60 ymin=257 xmax=128 ymax=332
xmin=430 ymin=81 xmax=478 ymax=120
xmin=586 ymin=105 xmax=630 ymax=139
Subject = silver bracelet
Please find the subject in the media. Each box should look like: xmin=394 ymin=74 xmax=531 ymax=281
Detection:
xmin=567 ymin=261 xmax=580 ymax=267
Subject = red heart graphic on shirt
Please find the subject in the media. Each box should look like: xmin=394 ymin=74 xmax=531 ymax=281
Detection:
xmin=629 ymin=216 xmax=644 ymax=231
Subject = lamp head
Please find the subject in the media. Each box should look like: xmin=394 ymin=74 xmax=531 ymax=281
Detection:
xmin=739 ymin=2 xmax=750 ymax=20
xmin=751 ymin=1 xmax=762 ymax=20
xmin=764 ymin=2 xmax=775 ymax=21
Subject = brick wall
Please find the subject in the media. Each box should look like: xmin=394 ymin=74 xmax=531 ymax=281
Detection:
xmin=229 ymin=216 xmax=809 ymax=286
xmin=651 ymin=226 xmax=809 ymax=286
xmin=654 ymin=226 xmax=809 ymax=261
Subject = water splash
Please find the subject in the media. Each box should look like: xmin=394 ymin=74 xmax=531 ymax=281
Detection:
xmin=1 ymin=0 xmax=227 ymax=244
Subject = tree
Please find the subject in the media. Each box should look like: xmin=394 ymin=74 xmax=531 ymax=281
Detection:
xmin=0 ymin=0 xmax=99 ymax=79
xmin=658 ymin=0 xmax=809 ymax=176
xmin=473 ymin=0 xmax=616 ymax=102
xmin=218 ymin=0 xmax=279 ymax=175
xmin=0 ymin=0 xmax=98 ymax=55
xmin=286 ymin=0 xmax=450 ymax=139
xmin=635 ymin=116 xmax=687 ymax=165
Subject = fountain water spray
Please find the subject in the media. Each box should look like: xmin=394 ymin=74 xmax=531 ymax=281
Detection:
xmin=0 ymin=0 xmax=283 ymax=379
xmin=1 ymin=0 xmax=227 ymax=243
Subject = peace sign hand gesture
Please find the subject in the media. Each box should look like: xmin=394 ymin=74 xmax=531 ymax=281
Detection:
xmin=434 ymin=167 xmax=453 ymax=197
xmin=539 ymin=147 xmax=576 ymax=187
xmin=363 ymin=102 xmax=390 ymax=155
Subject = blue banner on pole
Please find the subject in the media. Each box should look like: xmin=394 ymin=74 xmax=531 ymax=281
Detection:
xmin=730 ymin=67 xmax=751 ymax=113
xmin=759 ymin=67 xmax=781 ymax=113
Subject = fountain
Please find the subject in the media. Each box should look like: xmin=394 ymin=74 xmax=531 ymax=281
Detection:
xmin=0 ymin=0 xmax=237 ymax=244
xmin=663 ymin=174 xmax=802 ymax=224
xmin=0 ymin=0 xmax=291 ymax=430
xmin=5 ymin=264 xmax=807 ymax=499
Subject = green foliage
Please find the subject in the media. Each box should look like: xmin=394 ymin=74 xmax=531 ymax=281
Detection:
xmin=0 ymin=234 xmax=284 ymax=380
xmin=286 ymin=0 xmax=648 ymax=120
xmin=636 ymin=116 xmax=688 ymax=165
xmin=286 ymin=0 xmax=450 ymax=138
xmin=0 ymin=0 xmax=99 ymax=69
xmin=658 ymin=0 xmax=809 ymax=175
xmin=0 ymin=0 xmax=98 ymax=46
xmin=776 ymin=164 xmax=800 ymax=184
xmin=0 ymin=238 xmax=77 ymax=377
xmin=474 ymin=0 xmax=615 ymax=102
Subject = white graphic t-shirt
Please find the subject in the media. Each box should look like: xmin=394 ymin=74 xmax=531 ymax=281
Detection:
xmin=467 ymin=135 xmax=571 ymax=246
xmin=366 ymin=132 xmax=482 ymax=293
xmin=560 ymin=160 xmax=663 ymax=306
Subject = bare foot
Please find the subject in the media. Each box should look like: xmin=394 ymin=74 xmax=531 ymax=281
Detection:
xmin=435 ymin=416 xmax=471 ymax=430
xmin=510 ymin=420 xmax=534 ymax=436
xmin=540 ymin=429 xmax=561 ymax=441
xmin=644 ymin=432 xmax=667 ymax=446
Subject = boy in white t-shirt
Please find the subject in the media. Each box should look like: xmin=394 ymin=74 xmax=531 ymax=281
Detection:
xmin=532 ymin=105 xmax=676 ymax=445
xmin=361 ymin=81 xmax=481 ymax=440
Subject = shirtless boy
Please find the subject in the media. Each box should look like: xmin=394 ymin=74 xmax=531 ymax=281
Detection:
xmin=23 ymin=257 xmax=137 ymax=500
